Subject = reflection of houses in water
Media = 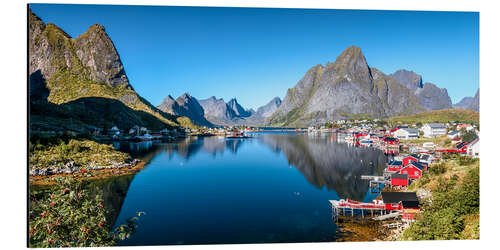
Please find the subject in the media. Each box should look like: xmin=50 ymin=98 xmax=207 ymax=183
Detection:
xmin=260 ymin=134 xmax=387 ymax=201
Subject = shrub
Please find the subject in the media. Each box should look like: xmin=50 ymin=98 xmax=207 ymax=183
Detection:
xmin=29 ymin=176 xmax=144 ymax=247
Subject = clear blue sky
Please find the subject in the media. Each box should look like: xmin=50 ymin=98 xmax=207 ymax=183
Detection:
xmin=30 ymin=4 xmax=479 ymax=109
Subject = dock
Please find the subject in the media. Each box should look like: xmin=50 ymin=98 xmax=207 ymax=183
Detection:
xmin=329 ymin=199 xmax=386 ymax=219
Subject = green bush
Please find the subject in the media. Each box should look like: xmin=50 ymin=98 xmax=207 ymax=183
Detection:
xmin=400 ymin=167 xmax=479 ymax=240
xmin=29 ymin=176 xmax=144 ymax=247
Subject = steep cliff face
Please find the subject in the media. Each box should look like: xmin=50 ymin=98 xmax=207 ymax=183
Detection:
xmin=29 ymin=9 xmax=183 ymax=131
xmin=390 ymin=69 xmax=423 ymax=92
xmin=198 ymin=96 xmax=239 ymax=125
xmin=227 ymin=98 xmax=252 ymax=118
xmin=157 ymin=93 xmax=213 ymax=127
xmin=268 ymin=46 xmax=424 ymax=126
xmin=255 ymin=97 xmax=282 ymax=119
xmin=390 ymin=70 xmax=452 ymax=110
xmin=414 ymin=82 xmax=453 ymax=110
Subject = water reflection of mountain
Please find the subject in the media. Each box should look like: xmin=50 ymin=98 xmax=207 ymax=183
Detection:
xmin=87 ymin=175 xmax=136 ymax=226
xmin=158 ymin=137 xmax=246 ymax=159
xmin=259 ymin=133 xmax=387 ymax=201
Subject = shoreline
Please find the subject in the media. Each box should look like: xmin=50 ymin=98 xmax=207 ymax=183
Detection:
xmin=334 ymin=216 xmax=403 ymax=242
xmin=29 ymin=160 xmax=146 ymax=186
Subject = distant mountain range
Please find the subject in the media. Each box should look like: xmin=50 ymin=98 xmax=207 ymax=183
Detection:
xmin=158 ymin=46 xmax=478 ymax=127
xmin=453 ymin=89 xmax=480 ymax=112
xmin=157 ymin=94 xmax=282 ymax=127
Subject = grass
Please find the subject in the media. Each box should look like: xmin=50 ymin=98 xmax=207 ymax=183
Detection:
xmin=387 ymin=109 xmax=479 ymax=125
xmin=29 ymin=138 xmax=131 ymax=171
xmin=401 ymin=154 xmax=479 ymax=240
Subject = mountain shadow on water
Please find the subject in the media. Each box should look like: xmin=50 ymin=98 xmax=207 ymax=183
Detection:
xmin=259 ymin=134 xmax=387 ymax=201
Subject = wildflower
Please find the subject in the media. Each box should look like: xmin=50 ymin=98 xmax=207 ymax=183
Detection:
xmin=41 ymin=212 xmax=47 ymax=218
xmin=98 ymin=221 xmax=104 ymax=227
xmin=50 ymin=202 xmax=56 ymax=206
xmin=81 ymin=169 xmax=87 ymax=173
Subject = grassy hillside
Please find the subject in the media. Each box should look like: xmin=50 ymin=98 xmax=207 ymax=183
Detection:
xmin=400 ymin=155 xmax=479 ymax=240
xmin=387 ymin=109 xmax=479 ymax=125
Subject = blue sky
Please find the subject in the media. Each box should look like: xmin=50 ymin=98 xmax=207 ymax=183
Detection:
xmin=30 ymin=4 xmax=479 ymax=110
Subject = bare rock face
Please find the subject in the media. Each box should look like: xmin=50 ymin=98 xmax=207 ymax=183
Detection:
xmin=227 ymin=98 xmax=252 ymax=118
xmin=267 ymin=46 xmax=424 ymax=126
xmin=414 ymin=82 xmax=453 ymax=110
xmin=73 ymin=24 xmax=131 ymax=88
xmin=29 ymin=10 xmax=131 ymax=89
xmin=198 ymin=96 xmax=239 ymax=125
xmin=391 ymin=69 xmax=452 ymax=110
xmin=390 ymin=69 xmax=423 ymax=92
xmin=157 ymin=93 xmax=213 ymax=127
xmin=255 ymin=97 xmax=282 ymax=118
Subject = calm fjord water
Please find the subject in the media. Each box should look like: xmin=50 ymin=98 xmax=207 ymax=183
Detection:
xmin=110 ymin=132 xmax=387 ymax=245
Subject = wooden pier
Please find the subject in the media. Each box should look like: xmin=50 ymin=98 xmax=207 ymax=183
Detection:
xmin=329 ymin=199 xmax=387 ymax=220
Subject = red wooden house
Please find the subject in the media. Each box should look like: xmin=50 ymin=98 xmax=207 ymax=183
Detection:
xmin=387 ymin=160 xmax=403 ymax=172
xmin=391 ymin=173 xmax=409 ymax=187
xmin=399 ymin=162 xmax=425 ymax=180
xmin=401 ymin=200 xmax=421 ymax=220
xmin=383 ymin=137 xmax=400 ymax=146
xmin=402 ymin=156 xmax=419 ymax=166
xmin=381 ymin=192 xmax=419 ymax=211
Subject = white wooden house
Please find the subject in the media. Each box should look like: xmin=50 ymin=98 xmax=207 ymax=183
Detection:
xmin=421 ymin=123 xmax=446 ymax=138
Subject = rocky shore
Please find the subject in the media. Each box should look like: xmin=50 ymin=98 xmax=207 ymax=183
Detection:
xmin=29 ymin=158 xmax=141 ymax=176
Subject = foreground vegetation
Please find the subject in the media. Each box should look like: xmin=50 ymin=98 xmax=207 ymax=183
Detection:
xmin=29 ymin=134 xmax=131 ymax=172
xmin=29 ymin=175 xmax=144 ymax=247
xmin=400 ymin=155 xmax=479 ymax=240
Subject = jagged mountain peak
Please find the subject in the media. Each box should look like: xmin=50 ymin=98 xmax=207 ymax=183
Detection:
xmin=333 ymin=46 xmax=370 ymax=74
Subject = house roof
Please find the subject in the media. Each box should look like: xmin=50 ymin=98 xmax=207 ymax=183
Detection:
xmin=388 ymin=160 xmax=403 ymax=166
xmin=401 ymin=200 xmax=420 ymax=208
xmin=381 ymin=192 xmax=418 ymax=204
xmin=401 ymin=128 xmax=418 ymax=134
xmin=391 ymin=173 xmax=409 ymax=180
xmin=426 ymin=123 xmax=446 ymax=129
xmin=404 ymin=162 xmax=425 ymax=170
xmin=448 ymin=130 xmax=459 ymax=135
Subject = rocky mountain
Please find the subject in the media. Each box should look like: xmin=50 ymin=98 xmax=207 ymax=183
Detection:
xmin=28 ymin=9 xmax=189 ymax=132
xmin=390 ymin=70 xmax=452 ymax=110
xmin=157 ymin=94 xmax=282 ymax=127
xmin=227 ymin=98 xmax=252 ymax=118
xmin=268 ymin=46 xmax=425 ymax=126
xmin=198 ymin=96 xmax=240 ymax=125
xmin=454 ymin=96 xmax=474 ymax=110
xmin=157 ymin=93 xmax=213 ymax=127
xmin=468 ymin=89 xmax=480 ymax=112
xmin=454 ymin=89 xmax=479 ymax=112
xmin=390 ymin=69 xmax=423 ymax=92
xmin=255 ymin=97 xmax=282 ymax=119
